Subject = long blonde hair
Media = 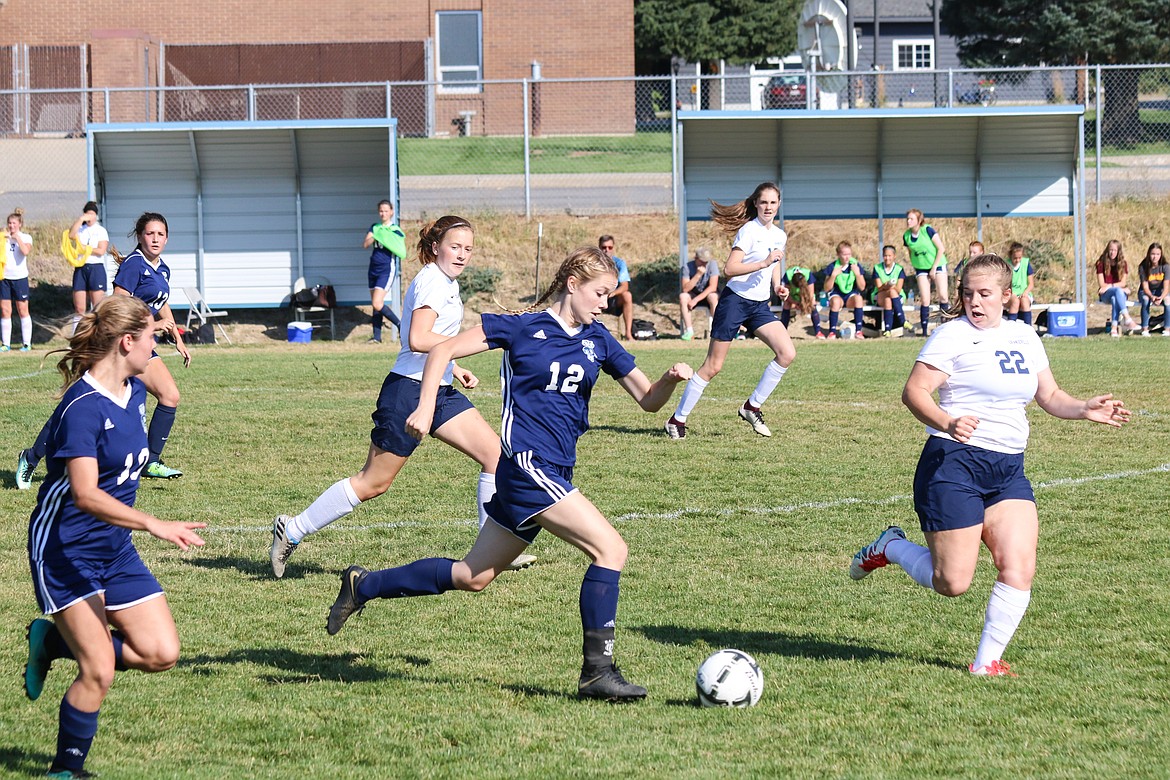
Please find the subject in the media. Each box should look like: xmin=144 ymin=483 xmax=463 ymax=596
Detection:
xmin=530 ymin=246 xmax=618 ymax=311
xmin=946 ymin=253 xmax=1012 ymax=320
xmin=52 ymin=296 xmax=152 ymax=393
xmin=417 ymin=215 xmax=473 ymax=265
xmin=710 ymin=182 xmax=781 ymax=235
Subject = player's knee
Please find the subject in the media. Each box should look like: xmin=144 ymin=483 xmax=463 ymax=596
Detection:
xmin=932 ymin=571 xmax=973 ymax=597
xmin=594 ymin=538 xmax=628 ymax=571
xmin=159 ymin=388 xmax=180 ymax=408
xmin=458 ymin=569 xmax=497 ymax=593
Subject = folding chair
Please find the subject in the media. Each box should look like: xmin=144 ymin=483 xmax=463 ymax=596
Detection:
xmin=292 ymin=276 xmax=335 ymax=339
xmin=183 ymin=287 xmax=232 ymax=344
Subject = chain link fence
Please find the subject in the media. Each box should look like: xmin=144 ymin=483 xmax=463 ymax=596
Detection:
xmin=2 ymin=64 xmax=1169 ymax=218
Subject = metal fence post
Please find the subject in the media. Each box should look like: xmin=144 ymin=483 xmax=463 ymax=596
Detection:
xmin=247 ymin=84 xmax=255 ymax=121
xmin=385 ymin=82 xmax=392 ymax=119
xmin=523 ymin=78 xmax=531 ymax=220
xmin=671 ymin=73 xmax=678 ymax=213
xmin=1094 ymin=65 xmax=1102 ymax=203
xmin=947 ymin=69 xmax=953 ymax=108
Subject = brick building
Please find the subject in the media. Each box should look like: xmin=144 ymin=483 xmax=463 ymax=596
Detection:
xmin=0 ymin=0 xmax=635 ymax=135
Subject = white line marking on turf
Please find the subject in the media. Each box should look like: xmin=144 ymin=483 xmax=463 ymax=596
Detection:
xmin=205 ymin=462 xmax=1170 ymax=534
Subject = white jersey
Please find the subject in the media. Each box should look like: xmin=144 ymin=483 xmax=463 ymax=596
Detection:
xmin=4 ymin=231 xmax=32 ymax=280
xmin=915 ymin=316 xmax=1050 ymax=454
xmin=78 ymin=222 xmax=109 ymax=265
xmin=724 ymin=218 xmax=786 ymax=302
xmin=390 ymin=262 xmax=463 ymax=384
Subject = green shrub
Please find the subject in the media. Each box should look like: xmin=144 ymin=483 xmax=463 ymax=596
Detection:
xmin=459 ymin=266 xmax=503 ymax=297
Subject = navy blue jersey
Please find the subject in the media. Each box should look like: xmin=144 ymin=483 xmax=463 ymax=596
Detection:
xmin=113 ymin=249 xmax=172 ymax=314
xmin=482 ymin=310 xmax=637 ymax=467
xmin=28 ymin=374 xmax=149 ymax=562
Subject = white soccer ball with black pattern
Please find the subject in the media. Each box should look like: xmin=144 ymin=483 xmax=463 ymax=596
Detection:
xmin=695 ymin=648 xmax=763 ymax=708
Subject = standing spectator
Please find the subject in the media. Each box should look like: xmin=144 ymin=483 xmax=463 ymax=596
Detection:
xmin=871 ymin=244 xmax=907 ymax=337
xmin=679 ymin=246 xmax=720 ymax=340
xmin=903 ymin=209 xmax=947 ymax=336
xmin=780 ymin=262 xmax=821 ymax=337
xmin=1095 ymin=240 xmax=1140 ymax=337
xmin=849 ymin=254 xmax=1129 ymax=676
xmin=1137 ymin=242 xmax=1169 ymax=337
xmin=598 ymin=235 xmax=634 ymax=340
xmin=69 ymin=201 xmax=110 ymax=335
xmin=23 ymin=295 xmax=205 ymax=779
xmin=664 ymin=181 xmax=795 ymax=440
xmin=1006 ymin=242 xmax=1034 ymax=326
xmin=363 ymin=199 xmax=405 ymax=344
xmin=2 ymin=209 xmax=34 ymax=352
xmin=325 ymin=245 xmax=692 ymax=702
xmin=821 ymin=241 xmax=867 ymax=339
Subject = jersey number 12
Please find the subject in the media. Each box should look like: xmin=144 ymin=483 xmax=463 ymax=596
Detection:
xmin=544 ymin=361 xmax=584 ymax=393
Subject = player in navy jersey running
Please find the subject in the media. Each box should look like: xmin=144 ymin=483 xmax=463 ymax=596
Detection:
xmin=849 ymin=254 xmax=1129 ymax=676
xmin=665 ymin=181 xmax=796 ymax=440
xmin=24 ymin=295 xmax=205 ymax=779
xmin=271 ymin=215 xmax=534 ymax=577
xmin=326 ymin=246 xmax=692 ymax=701
xmin=18 ymin=213 xmax=189 ymax=488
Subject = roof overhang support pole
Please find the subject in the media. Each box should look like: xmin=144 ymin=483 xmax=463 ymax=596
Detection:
xmin=289 ymin=129 xmax=304 ymax=281
xmin=974 ymin=116 xmax=983 ymax=241
xmin=676 ymin=120 xmax=687 ymax=276
xmin=1075 ymin=114 xmax=1086 ymax=304
xmin=187 ymin=130 xmax=205 ymax=293
xmin=876 ymin=118 xmax=885 ymax=254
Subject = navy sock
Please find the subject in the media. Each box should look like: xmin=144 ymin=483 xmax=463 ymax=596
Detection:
xmin=828 ymin=310 xmax=839 ymax=332
xmin=30 ymin=417 xmax=52 ymax=465
xmin=853 ymin=307 xmax=864 ymax=328
xmin=1007 ymin=311 xmax=1018 ymax=320
xmin=147 ymin=404 xmax=177 ymax=463
xmin=883 ymin=308 xmax=893 ymax=330
xmin=892 ymin=298 xmax=905 ymax=328
xmin=371 ymin=311 xmax=383 ymax=339
xmin=780 ymin=309 xmax=790 ymax=327
xmin=52 ymin=698 xmax=99 ymax=773
xmin=359 ymin=557 xmax=456 ymax=602
xmin=579 ymin=564 xmax=621 ymax=630
xmin=920 ymin=305 xmax=930 ymax=333
xmin=43 ymin=623 xmax=75 ymax=661
xmin=379 ymin=304 xmax=401 ymax=329
xmin=810 ymin=309 xmax=821 ymax=330
xmin=1022 ymin=310 xmax=1033 ymax=325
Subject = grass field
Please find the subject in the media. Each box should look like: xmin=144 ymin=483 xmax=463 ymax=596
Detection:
xmin=399 ymin=132 xmax=672 ymax=176
xmin=1 ymin=338 xmax=1168 ymax=779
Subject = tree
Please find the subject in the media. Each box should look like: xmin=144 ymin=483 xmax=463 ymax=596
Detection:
xmin=941 ymin=0 xmax=1170 ymax=144
xmin=635 ymin=0 xmax=802 ymax=69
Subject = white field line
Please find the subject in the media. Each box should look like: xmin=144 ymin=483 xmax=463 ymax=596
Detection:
xmin=206 ymin=462 xmax=1170 ymax=534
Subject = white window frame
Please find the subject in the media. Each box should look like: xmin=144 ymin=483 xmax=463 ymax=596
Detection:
xmin=436 ymin=11 xmax=483 ymax=94
xmin=891 ymin=39 xmax=934 ymax=71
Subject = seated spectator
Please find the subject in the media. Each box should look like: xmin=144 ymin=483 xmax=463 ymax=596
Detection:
xmin=1137 ymin=241 xmax=1169 ymax=337
xmin=870 ymin=245 xmax=907 ymax=337
xmin=679 ymin=246 xmax=720 ymax=340
xmin=954 ymin=240 xmax=983 ymax=281
xmin=820 ymin=241 xmax=867 ymax=339
xmin=1095 ymin=239 xmax=1140 ymax=337
xmin=599 ymin=234 xmax=633 ymax=340
xmin=1006 ymin=242 xmax=1034 ymax=326
xmin=779 ymin=262 xmax=821 ymax=337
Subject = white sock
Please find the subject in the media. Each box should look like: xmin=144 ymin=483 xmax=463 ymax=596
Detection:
xmin=1 ymin=317 xmax=9 ymax=346
xmin=673 ymin=374 xmax=709 ymax=422
xmin=476 ymin=471 xmax=496 ymax=530
xmin=886 ymin=538 xmax=935 ymax=589
xmin=286 ymin=478 xmax=361 ymax=542
xmin=748 ymin=361 xmax=788 ymax=408
xmin=19 ymin=316 xmax=31 ymax=346
xmin=973 ymin=581 xmax=1031 ymax=669
xmin=70 ymin=315 xmax=81 ymax=335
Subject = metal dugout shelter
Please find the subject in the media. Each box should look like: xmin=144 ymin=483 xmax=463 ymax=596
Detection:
xmin=87 ymin=118 xmax=399 ymax=310
xmin=676 ymin=106 xmax=1088 ymax=304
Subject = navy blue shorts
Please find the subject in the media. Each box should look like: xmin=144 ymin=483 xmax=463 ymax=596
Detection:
xmin=31 ymin=541 xmax=163 ymax=615
xmin=371 ymin=372 xmax=476 ymax=457
xmin=829 ymin=288 xmax=861 ymax=302
xmin=0 ymin=278 xmax=30 ymax=301
xmin=913 ymin=436 xmax=1034 ymax=532
xmin=710 ymin=290 xmax=778 ymax=341
xmin=484 ymin=451 xmax=576 ymax=544
xmin=368 ymin=252 xmax=395 ymax=291
xmin=72 ymin=264 xmax=107 ymax=293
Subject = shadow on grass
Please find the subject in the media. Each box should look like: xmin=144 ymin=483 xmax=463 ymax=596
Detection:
xmin=0 ymin=745 xmax=54 ymax=778
xmin=180 ymin=647 xmax=421 ymax=684
xmin=633 ymin=624 xmax=958 ymax=671
xmin=499 ymin=682 xmax=578 ymax=701
xmin=184 ymin=554 xmax=330 ymax=579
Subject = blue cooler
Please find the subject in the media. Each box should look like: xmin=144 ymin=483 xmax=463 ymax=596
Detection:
xmin=287 ymin=321 xmax=312 ymax=343
xmin=1045 ymin=303 xmax=1086 ymax=337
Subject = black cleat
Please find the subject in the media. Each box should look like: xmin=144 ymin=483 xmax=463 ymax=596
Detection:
xmin=327 ymin=565 xmax=369 ymax=635
xmin=578 ymin=664 xmax=647 ymax=701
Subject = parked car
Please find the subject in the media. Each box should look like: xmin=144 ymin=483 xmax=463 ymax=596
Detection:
xmin=763 ymin=74 xmax=810 ymax=109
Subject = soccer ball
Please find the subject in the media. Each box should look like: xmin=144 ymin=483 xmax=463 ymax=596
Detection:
xmin=695 ymin=649 xmax=764 ymax=708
